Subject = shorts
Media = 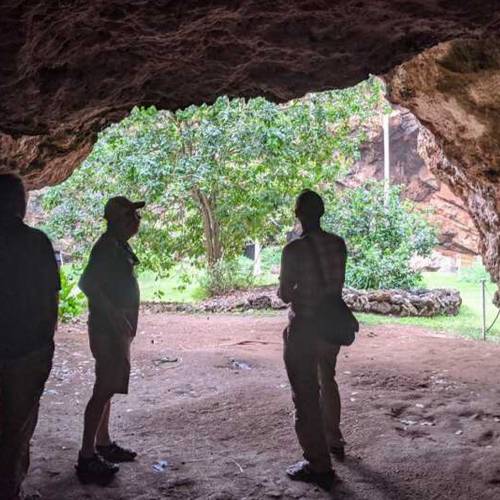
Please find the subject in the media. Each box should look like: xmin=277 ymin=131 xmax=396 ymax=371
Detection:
xmin=89 ymin=328 xmax=134 ymax=395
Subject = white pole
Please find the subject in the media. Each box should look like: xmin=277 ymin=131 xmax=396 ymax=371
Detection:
xmin=253 ymin=240 xmax=261 ymax=276
xmin=383 ymin=114 xmax=390 ymax=206
xmin=481 ymin=279 xmax=487 ymax=340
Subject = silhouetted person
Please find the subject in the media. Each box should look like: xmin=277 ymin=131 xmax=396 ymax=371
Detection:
xmin=76 ymin=197 xmax=144 ymax=483
xmin=0 ymin=173 xmax=60 ymax=500
xmin=278 ymin=190 xmax=347 ymax=489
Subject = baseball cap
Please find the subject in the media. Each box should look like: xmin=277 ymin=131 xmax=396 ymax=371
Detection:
xmin=104 ymin=196 xmax=145 ymax=221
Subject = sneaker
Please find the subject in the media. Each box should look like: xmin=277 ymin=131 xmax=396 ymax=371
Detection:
xmin=96 ymin=442 xmax=137 ymax=462
xmin=75 ymin=453 xmax=119 ymax=484
xmin=286 ymin=460 xmax=335 ymax=490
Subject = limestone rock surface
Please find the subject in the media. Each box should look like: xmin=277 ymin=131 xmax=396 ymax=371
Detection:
xmin=384 ymin=38 xmax=500 ymax=304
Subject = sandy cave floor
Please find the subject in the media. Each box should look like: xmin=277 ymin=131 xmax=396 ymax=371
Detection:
xmin=24 ymin=312 xmax=500 ymax=499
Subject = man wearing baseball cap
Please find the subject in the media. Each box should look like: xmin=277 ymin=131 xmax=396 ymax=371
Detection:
xmin=76 ymin=196 xmax=144 ymax=483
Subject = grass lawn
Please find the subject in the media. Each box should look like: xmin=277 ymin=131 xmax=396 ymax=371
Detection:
xmin=139 ymin=252 xmax=279 ymax=303
xmin=357 ymin=272 xmax=500 ymax=341
xmin=139 ymin=268 xmax=207 ymax=302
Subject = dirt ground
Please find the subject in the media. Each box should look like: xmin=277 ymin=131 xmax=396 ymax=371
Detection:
xmin=25 ymin=312 xmax=500 ymax=499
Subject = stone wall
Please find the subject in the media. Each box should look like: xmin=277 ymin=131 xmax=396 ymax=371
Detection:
xmin=142 ymin=286 xmax=461 ymax=317
xmin=343 ymin=288 xmax=461 ymax=317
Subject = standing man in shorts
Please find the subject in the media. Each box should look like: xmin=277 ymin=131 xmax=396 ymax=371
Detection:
xmin=76 ymin=196 xmax=144 ymax=482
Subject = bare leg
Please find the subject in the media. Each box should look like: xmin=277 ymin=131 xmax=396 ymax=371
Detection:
xmin=96 ymin=400 xmax=112 ymax=447
xmin=80 ymin=391 xmax=112 ymax=458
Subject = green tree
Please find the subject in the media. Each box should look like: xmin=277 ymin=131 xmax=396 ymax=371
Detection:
xmin=43 ymin=79 xmax=385 ymax=274
xmin=323 ymin=181 xmax=438 ymax=289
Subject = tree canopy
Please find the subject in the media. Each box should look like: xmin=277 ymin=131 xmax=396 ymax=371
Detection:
xmin=43 ymin=79 xmax=386 ymax=274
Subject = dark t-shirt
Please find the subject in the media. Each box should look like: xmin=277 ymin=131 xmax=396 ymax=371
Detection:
xmin=79 ymin=231 xmax=140 ymax=333
xmin=0 ymin=216 xmax=60 ymax=359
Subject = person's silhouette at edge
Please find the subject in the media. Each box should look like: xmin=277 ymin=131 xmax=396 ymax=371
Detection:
xmin=278 ymin=189 xmax=347 ymax=489
xmin=0 ymin=173 xmax=60 ymax=500
xmin=76 ymin=197 xmax=144 ymax=483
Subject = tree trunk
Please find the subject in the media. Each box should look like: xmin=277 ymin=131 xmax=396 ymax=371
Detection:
xmin=191 ymin=188 xmax=222 ymax=268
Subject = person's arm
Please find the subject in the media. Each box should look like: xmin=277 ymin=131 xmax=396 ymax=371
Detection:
xmin=332 ymin=238 xmax=347 ymax=296
xmin=39 ymin=234 xmax=61 ymax=333
xmin=278 ymin=245 xmax=296 ymax=304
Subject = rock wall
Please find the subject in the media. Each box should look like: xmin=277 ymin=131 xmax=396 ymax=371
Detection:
xmin=343 ymin=287 xmax=461 ymax=317
xmin=143 ymin=286 xmax=462 ymax=317
xmin=384 ymin=38 xmax=500 ymax=305
xmin=345 ymin=109 xmax=480 ymax=256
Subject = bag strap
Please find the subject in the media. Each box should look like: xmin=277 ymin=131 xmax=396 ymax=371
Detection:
xmin=304 ymin=232 xmax=328 ymax=289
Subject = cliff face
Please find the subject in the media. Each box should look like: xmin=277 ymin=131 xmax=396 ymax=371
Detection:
xmin=0 ymin=2 xmax=499 ymax=300
xmin=346 ymin=110 xmax=480 ymax=256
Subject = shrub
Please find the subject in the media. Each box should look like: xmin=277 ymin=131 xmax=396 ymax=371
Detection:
xmin=260 ymin=246 xmax=282 ymax=271
xmin=323 ymin=181 xmax=437 ymax=290
xmin=59 ymin=267 xmax=86 ymax=322
xmin=199 ymin=259 xmax=255 ymax=296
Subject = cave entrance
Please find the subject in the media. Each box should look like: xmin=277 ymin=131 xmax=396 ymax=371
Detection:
xmin=2 ymin=2 xmax=500 ymax=497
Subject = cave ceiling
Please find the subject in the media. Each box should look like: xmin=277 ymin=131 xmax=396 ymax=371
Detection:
xmin=0 ymin=0 xmax=499 ymax=187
